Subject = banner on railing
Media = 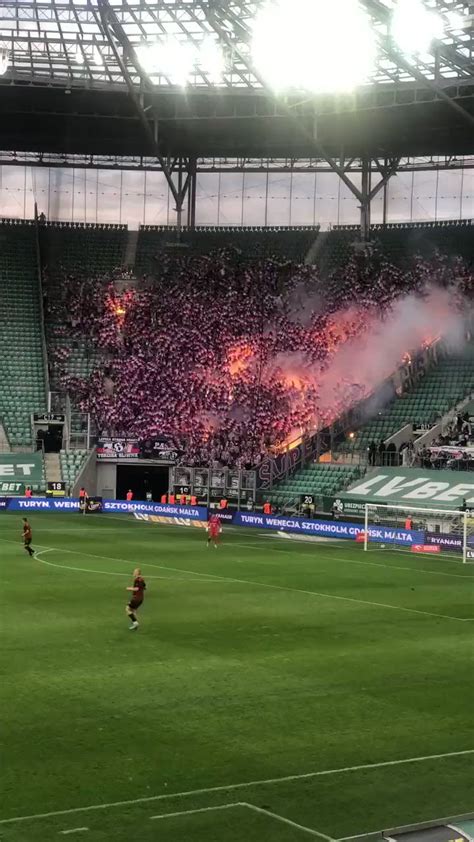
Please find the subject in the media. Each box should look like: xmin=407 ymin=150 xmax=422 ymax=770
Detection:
xmin=102 ymin=500 xmax=207 ymax=519
xmin=233 ymin=512 xmax=424 ymax=545
xmin=96 ymin=437 xmax=179 ymax=463
xmin=0 ymin=497 xmax=208 ymax=518
xmin=96 ymin=439 xmax=140 ymax=459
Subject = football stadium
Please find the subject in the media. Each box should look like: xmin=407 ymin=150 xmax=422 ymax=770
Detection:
xmin=0 ymin=1 xmax=473 ymax=840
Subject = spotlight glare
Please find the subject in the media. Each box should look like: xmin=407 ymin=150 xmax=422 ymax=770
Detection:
xmin=136 ymin=38 xmax=196 ymax=86
xmin=391 ymin=0 xmax=444 ymax=55
xmin=445 ymin=10 xmax=465 ymax=30
xmin=197 ymin=35 xmax=225 ymax=84
xmin=251 ymin=0 xmax=376 ymax=94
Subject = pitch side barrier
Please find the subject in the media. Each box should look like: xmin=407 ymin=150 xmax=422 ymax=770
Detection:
xmin=232 ymin=512 xmax=425 ymax=546
xmin=1 ymin=497 xmax=429 ymax=547
xmin=0 ymin=497 xmax=207 ymax=520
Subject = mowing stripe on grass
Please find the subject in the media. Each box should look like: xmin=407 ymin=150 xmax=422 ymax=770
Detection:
xmin=18 ymin=541 xmax=474 ymax=623
xmin=233 ymin=542 xmax=474 ymax=579
xmin=0 ymin=749 xmax=472 ymax=826
xmin=243 ymin=802 xmax=334 ymax=840
xmin=130 ymin=560 xmax=474 ymax=622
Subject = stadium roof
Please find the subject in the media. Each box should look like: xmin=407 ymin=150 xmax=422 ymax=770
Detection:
xmin=0 ymin=0 xmax=473 ymax=159
xmin=1 ymin=0 xmax=472 ymax=90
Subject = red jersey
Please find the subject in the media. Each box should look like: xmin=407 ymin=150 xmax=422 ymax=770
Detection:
xmin=132 ymin=576 xmax=146 ymax=603
xmin=209 ymin=515 xmax=221 ymax=535
xmin=23 ymin=523 xmax=32 ymax=541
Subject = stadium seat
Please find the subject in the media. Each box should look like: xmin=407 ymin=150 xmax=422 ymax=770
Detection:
xmin=0 ymin=220 xmax=47 ymax=445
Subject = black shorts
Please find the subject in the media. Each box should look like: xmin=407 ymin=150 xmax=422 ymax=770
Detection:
xmin=128 ymin=599 xmax=143 ymax=612
xmin=24 ymin=538 xmax=31 ymax=547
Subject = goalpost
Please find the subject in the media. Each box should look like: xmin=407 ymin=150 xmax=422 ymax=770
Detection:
xmin=363 ymin=503 xmax=473 ymax=563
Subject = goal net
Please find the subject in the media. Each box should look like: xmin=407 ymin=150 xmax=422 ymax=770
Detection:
xmin=363 ymin=503 xmax=473 ymax=563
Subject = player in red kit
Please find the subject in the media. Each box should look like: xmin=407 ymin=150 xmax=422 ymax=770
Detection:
xmin=126 ymin=568 xmax=146 ymax=630
xmin=207 ymin=513 xmax=221 ymax=549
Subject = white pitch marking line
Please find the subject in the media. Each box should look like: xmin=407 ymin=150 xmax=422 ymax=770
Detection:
xmin=33 ymin=550 xmax=225 ymax=584
xmin=59 ymin=829 xmax=89 ymax=836
xmin=150 ymin=802 xmax=241 ymax=820
xmin=147 ymin=566 xmax=474 ymax=623
xmin=2 ymin=533 xmax=473 ymax=579
xmin=0 ymin=749 xmax=473 ymax=826
xmin=14 ymin=540 xmax=472 ymax=622
xmin=243 ymin=802 xmax=334 ymax=840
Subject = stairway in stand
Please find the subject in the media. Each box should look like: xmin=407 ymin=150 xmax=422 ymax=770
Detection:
xmin=44 ymin=452 xmax=62 ymax=484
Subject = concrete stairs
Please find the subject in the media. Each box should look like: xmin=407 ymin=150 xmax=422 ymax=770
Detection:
xmin=124 ymin=229 xmax=139 ymax=270
xmin=0 ymin=422 xmax=10 ymax=452
xmin=44 ymin=452 xmax=62 ymax=484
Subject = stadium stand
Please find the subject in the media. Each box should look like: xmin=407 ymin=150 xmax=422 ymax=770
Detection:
xmin=60 ymin=449 xmax=88 ymax=489
xmin=0 ymin=219 xmax=47 ymax=446
xmin=40 ymin=222 xmax=127 ymax=384
xmin=318 ymin=220 xmax=473 ymax=274
xmin=46 ymin=240 xmax=472 ymax=467
xmin=265 ymin=463 xmax=360 ymax=508
xmin=350 ymin=345 xmax=474 ymax=454
xmin=135 ymin=225 xmax=319 ymax=276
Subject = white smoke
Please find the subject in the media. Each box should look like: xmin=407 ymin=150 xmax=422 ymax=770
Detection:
xmin=268 ymin=284 xmax=471 ymax=429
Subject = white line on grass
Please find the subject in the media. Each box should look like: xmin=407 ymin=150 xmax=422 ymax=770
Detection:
xmin=149 ymin=801 xmax=333 ymax=839
xmin=0 ymin=749 xmax=472 ymax=826
xmin=243 ymin=802 xmax=334 ymax=840
xmin=33 ymin=550 xmax=225 ymax=584
xmin=2 ymin=533 xmax=473 ymax=581
xmin=150 ymin=802 xmax=240 ymax=820
xmin=59 ymin=829 xmax=89 ymax=836
xmin=18 ymin=541 xmax=474 ymax=622
xmin=24 ymin=542 xmax=245 ymax=583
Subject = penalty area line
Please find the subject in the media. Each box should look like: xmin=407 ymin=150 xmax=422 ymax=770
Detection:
xmin=150 ymin=802 xmax=240 ymax=820
xmin=149 ymin=802 xmax=333 ymax=840
xmin=0 ymin=749 xmax=473 ymax=826
xmin=243 ymin=802 xmax=334 ymax=840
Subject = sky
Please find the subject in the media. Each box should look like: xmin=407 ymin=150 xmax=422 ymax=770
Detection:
xmin=0 ymin=163 xmax=472 ymax=228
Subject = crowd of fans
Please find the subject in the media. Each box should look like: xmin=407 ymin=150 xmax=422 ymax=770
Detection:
xmin=416 ymin=411 xmax=474 ymax=470
xmin=45 ymin=246 xmax=474 ymax=466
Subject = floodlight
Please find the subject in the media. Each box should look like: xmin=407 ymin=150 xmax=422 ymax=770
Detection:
xmin=251 ymin=0 xmax=376 ymax=94
xmin=135 ymin=44 xmax=156 ymax=75
xmin=391 ymin=0 xmax=444 ymax=55
xmin=197 ymin=36 xmax=226 ymax=84
xmin=445 ymin=10 xmax=466 ymax=30
xmin=0 ymin=50 xmax=9 ymax=77
xmin=136 ymin=38 xmax=196 ymax=86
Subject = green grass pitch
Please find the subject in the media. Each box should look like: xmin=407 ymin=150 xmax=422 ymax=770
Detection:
xmin=0 ymin=511 xmax=473 ymax=841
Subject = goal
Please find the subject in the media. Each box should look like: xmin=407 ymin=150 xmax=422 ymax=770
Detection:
xmin=363 ymin=503 xmax=473 ymax=563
